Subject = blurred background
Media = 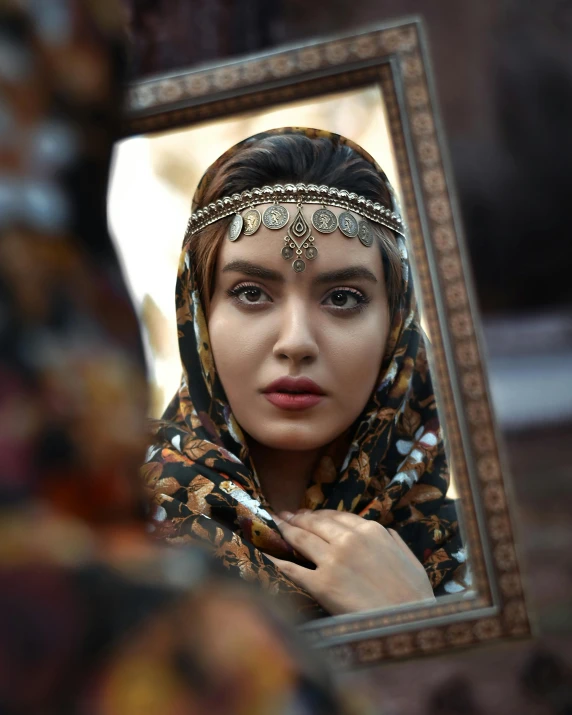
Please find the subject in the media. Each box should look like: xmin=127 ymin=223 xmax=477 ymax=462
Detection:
xmin=118 ymin=1 xmax=572 ymax=713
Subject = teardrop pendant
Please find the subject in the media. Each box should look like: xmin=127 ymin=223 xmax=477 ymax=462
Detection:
xmin=288 ymin=207 xmax=311 ymax=245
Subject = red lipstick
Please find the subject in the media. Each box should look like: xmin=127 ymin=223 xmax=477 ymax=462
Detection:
xmin=262 ymin=376 xmax=325 ymax=411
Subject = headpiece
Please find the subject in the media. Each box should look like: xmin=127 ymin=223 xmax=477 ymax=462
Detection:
xmin=186 ymin=182 xmax=406 ymax=273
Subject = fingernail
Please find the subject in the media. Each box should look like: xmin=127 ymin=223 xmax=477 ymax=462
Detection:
xmin=278 ymin=510 xmax=295 ymax=522
xmin=296 ymin=508 xmax=311 ymax=514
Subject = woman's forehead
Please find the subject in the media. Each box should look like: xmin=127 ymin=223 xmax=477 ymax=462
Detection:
xmin=216 ymin=204 xmax=385 ymax=281
xmin=217 ymin=228 xmax=384 ymax=282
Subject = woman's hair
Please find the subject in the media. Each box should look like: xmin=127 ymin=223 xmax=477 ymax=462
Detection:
xmin=190 ymin=134 xmax=402 ymax=315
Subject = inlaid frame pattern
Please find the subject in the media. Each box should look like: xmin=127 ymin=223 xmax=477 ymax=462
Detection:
xmin=124 ymin=18 xmax=531 ymax=668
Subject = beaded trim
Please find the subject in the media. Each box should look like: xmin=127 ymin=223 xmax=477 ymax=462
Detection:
xmin=185 ymin=183 xmax=406 ymax=239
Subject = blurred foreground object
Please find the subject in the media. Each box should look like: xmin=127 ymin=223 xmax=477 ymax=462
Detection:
xmin=0 ymin=1 xmax=356 ymax=712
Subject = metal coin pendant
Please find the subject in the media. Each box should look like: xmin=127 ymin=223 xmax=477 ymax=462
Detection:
xmin=242 ymin=208 xmax=261 ymax=235
xmin=338 ymin=211 xmax=359 ymax=238
xmin=312 ymin=208 xmax=338 ymax=233
xmin=262 ymin=205 xmax=289 ymax=229
xmin=357 ymin=220 xmax=374 ymax=247
xmin=228 ymin=213 xmax=243 ymax=241
xmin=282 ymin=245 xmax=294 ymax=260
xmin=293 ymin=258 xmax=306 ymax=272
xmin=305 ymin=245 xmax=318 ymax=260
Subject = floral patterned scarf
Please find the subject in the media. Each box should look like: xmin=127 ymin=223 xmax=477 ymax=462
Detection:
xmin=143 ymin=128 xmax=465 ymax=618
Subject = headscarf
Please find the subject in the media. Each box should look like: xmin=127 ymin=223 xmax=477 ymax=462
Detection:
xmin=144 ymin=128 xmax=465 ymax=618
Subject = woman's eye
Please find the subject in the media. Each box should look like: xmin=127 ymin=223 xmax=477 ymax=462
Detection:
xmin=323 ymin=289 xmax=367 ymax=311
xmin=239 ymin=287 xmax=262 ymax=303
xmin=329 ymin=290 xmax=356 ymax=308
xmin=228 ymin=285 xmax=271 ymax=305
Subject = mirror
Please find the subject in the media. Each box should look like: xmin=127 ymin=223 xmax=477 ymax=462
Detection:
xmin=109 ymin=19 xmax=530 ymax=666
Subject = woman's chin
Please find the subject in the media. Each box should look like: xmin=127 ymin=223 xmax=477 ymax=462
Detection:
xmin=247 ymin=423 xmax=339 ymax=452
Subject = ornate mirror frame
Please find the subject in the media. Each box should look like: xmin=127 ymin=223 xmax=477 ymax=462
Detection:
xmin=122 ymin=16 xmax=531 ymax=668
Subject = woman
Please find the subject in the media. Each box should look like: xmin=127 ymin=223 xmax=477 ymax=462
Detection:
xmin=143 ymin=128 xmax=464 ymax=619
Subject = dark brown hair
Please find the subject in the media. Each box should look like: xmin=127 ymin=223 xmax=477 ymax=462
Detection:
xmin=190 ymin=134 xmax=402 ymax=314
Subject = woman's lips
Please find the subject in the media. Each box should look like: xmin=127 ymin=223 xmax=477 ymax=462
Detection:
xmin=263 ymin=392 xmax=324 ymax=411
xmin=262 ymin=376 xmax=325 ymax=411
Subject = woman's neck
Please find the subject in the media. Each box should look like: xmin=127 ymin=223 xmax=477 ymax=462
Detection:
xmin=247 ymin=441 xmax=322 ymax=514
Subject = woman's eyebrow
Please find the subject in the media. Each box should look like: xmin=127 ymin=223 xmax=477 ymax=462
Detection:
xmin=222 ymin=260 xmax=284 ymax=282
xmin=315 ymin=266 xmax=378 ymax=284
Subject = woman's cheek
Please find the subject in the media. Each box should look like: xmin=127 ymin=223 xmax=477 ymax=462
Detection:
xmin=209 ymin=312 xmax=263 ymax=397
xmin=335 ymin=316 xmax=384 ymax=366
xmin=333 ymin=320 xmax=385 ymax=407
xmin=208 ymin=313 xmax=237 ymax=387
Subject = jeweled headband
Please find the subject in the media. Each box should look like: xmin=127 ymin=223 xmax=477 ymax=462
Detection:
xmin=185 ymin=182 xmax=406 ymax=273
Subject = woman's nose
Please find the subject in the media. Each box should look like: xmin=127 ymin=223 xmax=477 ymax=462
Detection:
xmin=272 ymin=300 xmax=319 ymax=364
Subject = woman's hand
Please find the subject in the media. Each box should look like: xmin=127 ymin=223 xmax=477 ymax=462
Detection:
xmin=268 ymin=509 xmax=435 ymax=615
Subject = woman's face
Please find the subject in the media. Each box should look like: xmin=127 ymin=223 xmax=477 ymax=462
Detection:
xmin=208 ymin=205 xmax=390 ymax=453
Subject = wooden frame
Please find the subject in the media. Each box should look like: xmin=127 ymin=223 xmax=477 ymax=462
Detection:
xmin=122 ymin=16 xmax=531 ymax=668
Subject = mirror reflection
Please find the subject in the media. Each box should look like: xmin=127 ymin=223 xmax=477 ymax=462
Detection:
xmin=109 ymin=87 xmax=471 ymax=620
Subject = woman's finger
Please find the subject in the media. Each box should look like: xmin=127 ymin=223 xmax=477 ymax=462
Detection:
xmin=285 ymin=509 xmax=395 ymax=545
xmin=281 ymin=509 xmax=365 ymax=542
xmin=266 ymin=555 xmax=315 ymax=591
xmin=272 ymin=514 xmax=329 ymax=564
xmin=294 ymin=508 xmax=362 ymax=526
xmin=280 ymin=510 xmax=348 ymax=542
